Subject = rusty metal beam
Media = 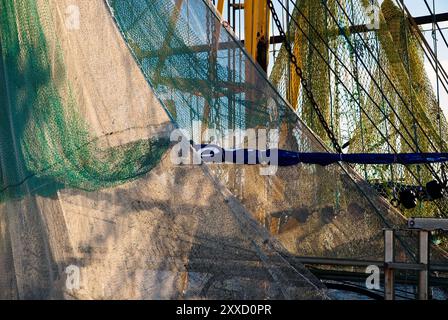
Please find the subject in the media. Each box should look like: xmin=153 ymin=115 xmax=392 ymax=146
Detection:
xmin=413 ymin=12 xmax=448 ymax=25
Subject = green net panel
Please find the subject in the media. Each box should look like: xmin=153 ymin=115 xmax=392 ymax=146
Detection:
xmin=0 ymin=0 xmax=171 ymax=201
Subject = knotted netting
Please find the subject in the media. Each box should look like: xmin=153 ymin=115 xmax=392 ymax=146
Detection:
xmin=0 ymin=0 xmax=171 ymax=201
xmin=269 ymin=0 xmax=448 ymax=225
xmin=105 ymin=0 xmax=447 ymax=264
xmin=0 ymin=0 xmax=446 ymax=300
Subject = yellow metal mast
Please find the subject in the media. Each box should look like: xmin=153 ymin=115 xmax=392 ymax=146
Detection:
xmin=244 ymin=0 xmax=271 ymax=72
xmin=217 ymin=0 xmax=225 ymax=15
xmin=214 ymin=1 xmax=270 ymax=71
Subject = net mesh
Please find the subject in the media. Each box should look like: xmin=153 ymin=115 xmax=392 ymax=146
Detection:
xmin=269 ymin=0 xmax=448 ymax=225
xmin=0 ymin=0 xmax=327 ymax=299
xmin=106 ymin=0 xmax=445 ymax=262
xmin=0 ymin=0 xmax=446 ymax=299
xmin=0 ymin=0 xmax=171 ymax=201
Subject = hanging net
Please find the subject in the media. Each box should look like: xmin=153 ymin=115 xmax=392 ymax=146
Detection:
xmin=0 ymin=0 xmax=446 ymax=299
xmin=270 ymin=0 xmax=448 ymax=225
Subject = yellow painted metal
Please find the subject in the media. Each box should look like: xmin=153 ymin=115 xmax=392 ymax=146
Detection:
xmin=217 ymin=0 xmax=224 ymax=15
xmin=244 ymin=0 xmax=270 ymax=71
xmin=289 ymin=28 xmax=302 ymax=110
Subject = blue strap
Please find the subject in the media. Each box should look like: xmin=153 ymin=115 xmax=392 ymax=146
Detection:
xmin=193 ymin=144 xmax=448 ymax=166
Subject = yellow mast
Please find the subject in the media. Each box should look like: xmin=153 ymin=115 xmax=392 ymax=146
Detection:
xmin=244 ymin=0 xmax=271 ymax=71
xmin=217 ymin=0 xmax=224 ymax=15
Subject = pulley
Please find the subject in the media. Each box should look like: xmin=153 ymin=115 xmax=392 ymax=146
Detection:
xmin=426 ymin=180 xmax=444 ymax=200
xmin=399 ymin=189 xmax=418 ymax=209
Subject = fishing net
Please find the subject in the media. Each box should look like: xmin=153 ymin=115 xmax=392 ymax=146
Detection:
xmin=0 ymin=0 xmax=446 ymax=299
xmin=0 ymin=0 xmax=171 ymax=201
xmin=0 ymin=0 xmax=327 ymax=300
xmin=107 ymin=0 xmax=446 ymax=265
xmin=270 ymin=0 xmax=448 ymax=224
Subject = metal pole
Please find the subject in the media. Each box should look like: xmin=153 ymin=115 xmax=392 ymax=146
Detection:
xmin=217 ymin=0 xmax=225 ymax=15
xmin=418 ymin=230 xmax=429 ymax=300
xmin=384 ymin=229 xmax=395 ymax=300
